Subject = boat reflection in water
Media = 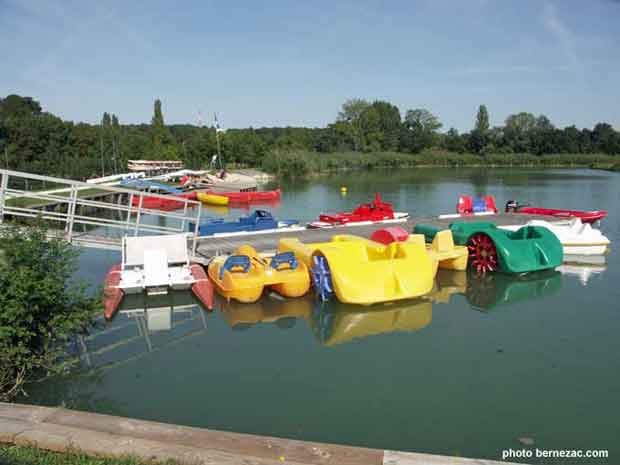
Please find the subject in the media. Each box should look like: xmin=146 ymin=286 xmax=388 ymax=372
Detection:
xmin=219 ymin=292 xmax=314 ymax=330
xmin=71 ymin=292 xmax=209 ymax=371
xmin=557 ymin=254 xmax=607 ymax=286
xmin=432 ymin=269 xmax=563 ymax=312
xmin=310 ymin=299 xmax=432 ymax=346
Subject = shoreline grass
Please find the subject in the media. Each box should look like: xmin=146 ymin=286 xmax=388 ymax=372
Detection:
xmin=260 ymin=150 xmax=619 ymax=177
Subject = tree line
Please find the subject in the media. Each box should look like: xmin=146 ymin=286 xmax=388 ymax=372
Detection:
xmin=0 ymin=94 xmax=619 ymax=180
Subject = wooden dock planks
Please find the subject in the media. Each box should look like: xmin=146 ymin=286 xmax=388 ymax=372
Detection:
xmin=194 ymin=213 xmax=564 ymax=258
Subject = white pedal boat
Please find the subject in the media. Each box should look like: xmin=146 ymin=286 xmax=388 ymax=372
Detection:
xmin=500 ymin=218 xmax=610 ymax=255
xmin=103 ymin=234 xmax=213 ymax=320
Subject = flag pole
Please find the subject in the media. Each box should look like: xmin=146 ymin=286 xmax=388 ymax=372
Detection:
xmin=214 ymin=113 xmax=223 ymax=170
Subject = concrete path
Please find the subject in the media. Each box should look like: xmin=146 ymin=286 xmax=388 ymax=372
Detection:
xmin=0 ymin=403 xmax=524 ymax=465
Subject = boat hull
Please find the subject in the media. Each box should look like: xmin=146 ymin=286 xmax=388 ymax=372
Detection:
xmin=307 ymin=213 xmax=409 ymax=229
xmin=196 ymin=192 xmax=229 ymax=206
xmin=209 ymin=189 xmax=281 ymax=203
xmin=500 ymin=219 xmax=610 ymax=256
xmin=103 ymin=264 xmax=123 ymax=320
xmin=513 ymin=207 xmax=607 ymax=224
xmin=190 ymin=264 xmax=214 ymax=310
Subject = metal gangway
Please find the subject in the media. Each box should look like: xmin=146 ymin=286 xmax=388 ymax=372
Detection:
xmin=0 ymin=169 xmax=203 ymax=255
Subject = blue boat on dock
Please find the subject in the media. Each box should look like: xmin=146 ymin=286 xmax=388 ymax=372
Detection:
xmin=189 ymin=210 xmax=300 ymax=236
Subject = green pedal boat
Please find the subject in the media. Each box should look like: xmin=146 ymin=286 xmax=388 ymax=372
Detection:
xmin=413 ymin=222 xmax=563 ymax=273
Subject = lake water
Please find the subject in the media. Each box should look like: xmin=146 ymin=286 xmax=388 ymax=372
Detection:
xmin=25 ymin=168 xmax=620 ymax=464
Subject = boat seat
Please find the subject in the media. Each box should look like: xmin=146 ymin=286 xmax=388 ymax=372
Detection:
xmin=143 ymin=249 xmax=171 ymax=288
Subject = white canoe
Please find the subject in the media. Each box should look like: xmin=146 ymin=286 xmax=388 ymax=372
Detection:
xmin=500 ymin=219 xmax=610 ymax=256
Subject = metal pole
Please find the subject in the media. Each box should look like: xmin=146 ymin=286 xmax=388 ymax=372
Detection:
xmin=192 ymin=202 xmax=202 ymax=258
xmin=0 ymin=170 xmax=8 ymax=224
xmin=134 ymin=193 xmax=144 ymax=236
xmin=65 ymin=184 xmax=78 ymax=242
xmin=125 ymin=193 xmax=134 ymax=230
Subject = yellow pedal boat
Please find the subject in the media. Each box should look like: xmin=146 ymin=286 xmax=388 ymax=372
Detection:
xmin=208 ymin=245 xmax=310 ymax=303
xmin=197 ymin=192 xmax=229 ymax=206
xmin=278 ymin=235 xmax=435 ymax=304
xmin=370 ymin=227 xmax=468 ymax=272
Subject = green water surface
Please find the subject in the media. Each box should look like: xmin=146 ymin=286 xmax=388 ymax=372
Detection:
xmin=25 ymin=168 xmax=620 ymax=464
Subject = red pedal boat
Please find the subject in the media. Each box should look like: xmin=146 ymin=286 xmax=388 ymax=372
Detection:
xmin=505 ymin=200 xmax=607 ymax=224
xmin=308 ymin=193 xmax=409 ymax=228
xmin=207 ymin=189 xmax=281 ymax=203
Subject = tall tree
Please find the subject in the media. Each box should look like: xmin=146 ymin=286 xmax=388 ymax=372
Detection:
xmin=401 ymin=109 xmax=442 ymax=153
xmin=337 ymin=99 xmax=370 ymax=151
xmin=475 ymin=105 xmax=490 ymax=133
xmin=470 ymin=105 xmax=490 ymax=154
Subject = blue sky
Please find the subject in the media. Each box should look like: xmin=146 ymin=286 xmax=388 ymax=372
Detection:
xmin=1 ymin=0 xmax=619 ymax=131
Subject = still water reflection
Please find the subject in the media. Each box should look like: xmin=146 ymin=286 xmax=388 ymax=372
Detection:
xmin=25 ymin=168 xmax=619 ymax=464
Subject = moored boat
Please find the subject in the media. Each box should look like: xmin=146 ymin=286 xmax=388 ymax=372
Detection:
xmin=208 ymin=189 xmax=281 ymax=203
xmin=102 ymin=234 xmax=213 ymax=320
xmin=505 ymin=200 xmax=607 ymax=224
xmin=208 ymin=246 xmax=310 ymax=303
xmin=131 ymin=191 xmax=197 ymax=210
xmin=499 ymin=218 xmax=610 ymax=255
xmin=414 ymin=222 xmax=563 ymax=274
xmin=189 ymin=210 xmax=300 ymax=237
xmin=439 ymin=195 xmax=498 ymax=219
xmin=307 ymin=193 xmax=408 ymax=229
xmin=196 ymin=192 xmax=229 ymax=206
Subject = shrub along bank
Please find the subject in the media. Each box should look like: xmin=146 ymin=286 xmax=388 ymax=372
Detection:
xmin=261 ymin=150 xmax=618 ymax=177
xmin=0 ymin=225 xmax=98 ymax=402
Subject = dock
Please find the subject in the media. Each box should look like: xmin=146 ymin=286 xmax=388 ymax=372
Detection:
xmin=194 ymin=213 xmax=564 ymax=258
xmin=0 ymin=402 xmax=523 ymax=465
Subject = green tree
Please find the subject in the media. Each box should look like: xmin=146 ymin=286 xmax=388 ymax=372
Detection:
xmin=475 ymin=104 xmax=490 ymax=133
xmin=0 ymin=95 xmax=42 ymax=120
xmin=369 ymin=100 xmax=401 ymax=151
xmin=504 ymin=112 xmax=537 ymax=153
xmin=337 ymin=99 xmax=371 ymax=151
xmin=470 ymin=105 xmax=490 ymax=154
xmin=0 ymin=225 xmax=98 ymax=401
xmin=150 ymin=99 xmax=175 ymax=159
xmin=401 ymin=108 xmax=442 ymax=153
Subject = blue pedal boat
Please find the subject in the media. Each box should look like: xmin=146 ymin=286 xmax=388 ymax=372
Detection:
xmin=189 ymin=210 xmax=299 ymax=236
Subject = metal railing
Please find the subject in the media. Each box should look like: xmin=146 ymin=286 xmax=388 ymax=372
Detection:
xmin=0 ymin=169 xmax=203 ymax=254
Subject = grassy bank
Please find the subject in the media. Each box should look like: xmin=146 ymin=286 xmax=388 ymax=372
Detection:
xmin=261 ymin=150 xmax=619 ymax=177
xmin=0 ymin=445 xmax=177 ymax=465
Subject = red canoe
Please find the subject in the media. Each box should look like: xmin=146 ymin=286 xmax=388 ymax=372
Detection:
xmin=510 ymin=207 xmax=607 ymax=224
xmin=131 ymin=192 xmax=197 ymax=210
xmin=207 ymin=189 xmax=281 ymax=203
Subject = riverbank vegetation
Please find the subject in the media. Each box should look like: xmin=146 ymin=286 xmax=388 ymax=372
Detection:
xmin=0 ymin=225 xmax=98 ymax=402
xmin=1 ymin=94 xmax=619 ymax=179
xmin=0 ymin=445 xmax=177 ymax=465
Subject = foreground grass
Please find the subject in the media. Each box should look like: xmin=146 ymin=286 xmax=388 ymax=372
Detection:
xmin=0 ymin=445 xmax=178 ymax=465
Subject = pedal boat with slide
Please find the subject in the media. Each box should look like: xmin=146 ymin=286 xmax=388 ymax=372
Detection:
xmin=103 ymin=234 xmax=213 ymax=320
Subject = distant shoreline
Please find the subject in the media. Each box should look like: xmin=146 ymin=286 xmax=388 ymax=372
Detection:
xmin=259 ymin=151 xmax=620 ymax=177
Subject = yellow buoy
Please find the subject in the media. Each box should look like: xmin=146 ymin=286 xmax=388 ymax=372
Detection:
xmin=340 ymin=186 xmax=347 ymax=193
xmin=197 ymin=192 xmax=229 ymax=206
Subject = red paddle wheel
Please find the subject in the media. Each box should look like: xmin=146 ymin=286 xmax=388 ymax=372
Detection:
xmin=468 ymin=233 xmax=498 ymax=273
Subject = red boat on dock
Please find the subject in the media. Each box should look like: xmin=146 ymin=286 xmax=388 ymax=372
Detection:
xmin=505 ymin=201 xmax=607 ymax=224
xmin=308 ymin=193 xmax=408 ymax=228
